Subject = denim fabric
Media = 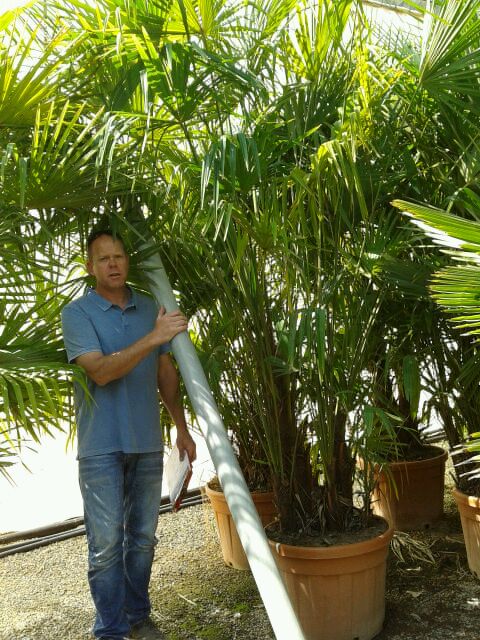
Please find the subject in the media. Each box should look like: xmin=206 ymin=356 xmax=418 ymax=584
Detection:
xmin=79 ymin=451 xmax=163 ymax=640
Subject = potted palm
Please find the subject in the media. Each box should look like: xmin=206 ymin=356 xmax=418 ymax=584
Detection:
xmin=170 ymin=181 xmax=397 ymax=639
xmin=365 ymin=296 xmax=449 ymax=530
xmin=354 ymin=0 xmax=480 ymax=532
xmin=163 ymin=13 xmax=409 ymax=632
xmin=357 ymin=0 xmax=480 ymax=533
xmin=393 ymin=200 xmax=480 ymax=578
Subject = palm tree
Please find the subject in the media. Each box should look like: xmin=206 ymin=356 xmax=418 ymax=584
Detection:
xmin=147 ymin=0 xmax=448 ymax=534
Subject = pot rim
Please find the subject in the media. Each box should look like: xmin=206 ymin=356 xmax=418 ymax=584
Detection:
xmin=267 ymin=521 xmax=394 ymax=560
xmin=452 ymin=486 xmax=480 ymax=508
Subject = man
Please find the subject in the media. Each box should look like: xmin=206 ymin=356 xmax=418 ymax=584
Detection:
xmin=61 ymin=229 xmax=196 ymax=640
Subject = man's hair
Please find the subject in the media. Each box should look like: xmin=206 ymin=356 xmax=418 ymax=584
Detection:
xmin=86 ymin=229 xmax=126 ymax=257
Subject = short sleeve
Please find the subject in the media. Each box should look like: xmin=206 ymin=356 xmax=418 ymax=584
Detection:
xmin=61 ymin=304 xmax=103 ymax=363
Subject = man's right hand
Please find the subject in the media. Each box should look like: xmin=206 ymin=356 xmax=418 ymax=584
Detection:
xmin=153 ymin=306 xmax=188 ymax=345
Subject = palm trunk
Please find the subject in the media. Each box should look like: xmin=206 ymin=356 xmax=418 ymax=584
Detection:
xmin=326 ymin=411 xmax=354 ymax=531
xmin=272 ymin=373 xmax=314 ymax=533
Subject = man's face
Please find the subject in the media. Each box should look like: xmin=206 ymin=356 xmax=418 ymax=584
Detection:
xmin=87 ymin=234 xmax=129 ymax=294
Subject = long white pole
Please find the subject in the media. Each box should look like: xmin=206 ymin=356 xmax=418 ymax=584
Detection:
xmin=142 ymin=251 xmax=306 ymax=640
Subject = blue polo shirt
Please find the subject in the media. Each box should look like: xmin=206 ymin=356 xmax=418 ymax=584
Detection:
xmin=61 ymin=287 xmax=169 ymax=459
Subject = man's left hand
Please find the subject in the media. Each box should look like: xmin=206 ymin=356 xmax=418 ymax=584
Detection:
xmin=176 ymin=430 xmax=197 ymax=464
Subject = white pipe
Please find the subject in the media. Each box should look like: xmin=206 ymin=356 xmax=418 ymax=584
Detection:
xmin=142 ymin=250 xmax=306 ymax=640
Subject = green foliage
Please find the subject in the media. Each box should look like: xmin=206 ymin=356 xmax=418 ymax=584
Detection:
xmin=393 ymin=200 xmax=480 ymax=334
xmin=2 ymin=0 xmax=480 ymax=515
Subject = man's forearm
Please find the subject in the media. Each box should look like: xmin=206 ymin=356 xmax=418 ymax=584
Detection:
xmin=158 ymin=355 xmax=196 ymax=462
xmin=84 ymin=333 xmax=159 ymax=386
xmin=158 ymin=371 xmax=188 ymax=430
xmin=76 ymin=307 xmax=188 ymax=386
xmin=158 ymin=354 xmax=188 ymax=428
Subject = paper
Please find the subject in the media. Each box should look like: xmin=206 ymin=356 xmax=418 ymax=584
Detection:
xmin=164 ymin=444 xmax=192 ymax=511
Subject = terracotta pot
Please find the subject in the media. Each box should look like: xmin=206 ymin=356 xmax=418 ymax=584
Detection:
xmin=370 ymin=446 xmax=447 ymax=530
xmin=268 ymin=522 xmax=394 ymax=640
xmin=205 ymin=483 xmax=277 ymax=570
xmin=452 ymin=487 xmax=480 ymax=579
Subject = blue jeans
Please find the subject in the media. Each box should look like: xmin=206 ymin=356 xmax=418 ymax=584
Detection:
xmin=79 ymin=452 xmax=163 ymax=640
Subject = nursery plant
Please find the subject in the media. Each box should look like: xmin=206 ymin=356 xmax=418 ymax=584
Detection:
xmin=170 ymin=0 xmax=480 ymax=539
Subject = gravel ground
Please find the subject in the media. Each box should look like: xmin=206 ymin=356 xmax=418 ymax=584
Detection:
xmin=0 ymin=502 xmax=273 ymax=640
xmin=0 ymin=490 xmax=479 ymax=640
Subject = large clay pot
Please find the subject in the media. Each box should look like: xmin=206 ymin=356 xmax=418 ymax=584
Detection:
xmin=371 ymin=446 xmax=447 ymax=530
xmin=205 ymin=483 xmax=277 ymax=570
xmin=452 ymin=487 xmax=480 ymax=579
xmin=268 ymin=522 xmax=394 ymax=640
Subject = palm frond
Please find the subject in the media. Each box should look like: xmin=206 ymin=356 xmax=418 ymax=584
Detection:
xmin=416 ymin=0 xmax=480 ymax=115
xmin=392 ymin=199 xmax=480 ymax=252
xmin=393 ymin=199 xmax=480 ymax=336
xmin=0 ymin=15 xmax=73 ymax=127
xmin=2 ymin=101 xmax=134 ymax=210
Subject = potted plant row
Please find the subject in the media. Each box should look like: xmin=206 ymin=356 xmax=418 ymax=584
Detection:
xmin=3 ymin=3 xmax=480 ymax=633
xmin=157 ymin=2 xmax=480 ymax=637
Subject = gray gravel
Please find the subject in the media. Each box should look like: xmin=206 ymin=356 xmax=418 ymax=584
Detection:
xmin=1 ymin=492 xmax=479 ymax=640
xmin=0 ymin=503 xmax=274 ymax=640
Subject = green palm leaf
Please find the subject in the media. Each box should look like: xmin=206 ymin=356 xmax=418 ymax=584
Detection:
xmin=393 ymin=199 xmax=480 ymax=251
xmin=2 ymin=102 xmax=133 ymax=210
xmin=393 ymin=198 xmax=480 ymax=334
xmin=417 ymin=0 xmax=480 ymax=112
xmin=0 ymin=14 xmax=73 ymax=127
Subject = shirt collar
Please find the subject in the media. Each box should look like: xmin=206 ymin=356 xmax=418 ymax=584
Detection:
xmin=86 ymin=286 xmax=137 ymax=311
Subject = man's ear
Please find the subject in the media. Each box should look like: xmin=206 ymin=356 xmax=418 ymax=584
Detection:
xmin=86 ymin=259 xmax=94 ymax=276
